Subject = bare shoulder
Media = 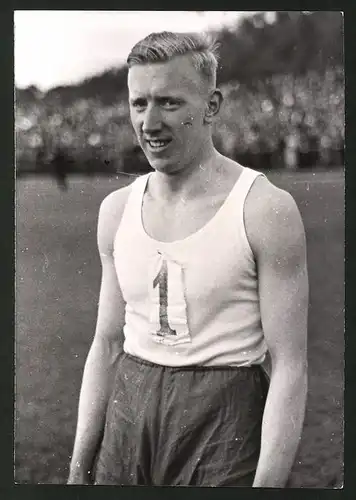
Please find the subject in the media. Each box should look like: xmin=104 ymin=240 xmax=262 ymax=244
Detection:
xmin=245 ymin=174 xmax=306 ymax=260
xmin=97 ymin=183 xmax=133 ymax=256
xmin=99 ymin=183 xmax=133 ymax=222
xmin=245 ymin=174 xmax=299 ymax=218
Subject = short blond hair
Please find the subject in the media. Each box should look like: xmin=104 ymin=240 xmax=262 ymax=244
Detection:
xmin=127 ymin=31 xmax=219 ymax=87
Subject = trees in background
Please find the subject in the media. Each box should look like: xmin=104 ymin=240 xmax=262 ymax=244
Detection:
xmin=215 ymin=11 xmax=343 ymax=84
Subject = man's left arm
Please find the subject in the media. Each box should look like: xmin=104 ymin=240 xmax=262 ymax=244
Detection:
xmin=246 ymin=179 xmax=309 ymax=488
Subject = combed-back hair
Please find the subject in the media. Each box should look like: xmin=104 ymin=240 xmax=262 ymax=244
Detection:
xmin=127 ymin=31 xmax=219 ymax=87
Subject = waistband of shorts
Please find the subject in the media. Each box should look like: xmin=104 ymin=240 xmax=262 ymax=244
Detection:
xmin=121 ymin=351 xmax=262 ymax=373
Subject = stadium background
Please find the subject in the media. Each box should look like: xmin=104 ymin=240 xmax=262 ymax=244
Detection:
xmin=15 ymin=11 xmax=344 ymax=487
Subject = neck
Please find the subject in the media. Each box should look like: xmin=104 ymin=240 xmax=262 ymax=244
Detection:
xmin=148 ymin=142 xmax=222 ymax=202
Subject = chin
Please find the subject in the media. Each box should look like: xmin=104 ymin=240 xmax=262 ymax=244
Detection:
xmin=148 ymin=158 xmax=182 ymax=174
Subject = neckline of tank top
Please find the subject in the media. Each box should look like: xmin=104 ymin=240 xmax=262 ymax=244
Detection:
xmin=137 ymin=166 xmax=259 ymax=246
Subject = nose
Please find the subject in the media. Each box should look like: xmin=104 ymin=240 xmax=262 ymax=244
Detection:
xmin=142 ymin=104 xmax=162 ymax=135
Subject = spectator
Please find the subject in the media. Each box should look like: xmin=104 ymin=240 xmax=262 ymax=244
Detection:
xmin=51 ymin=148 xmax=72 ymax=190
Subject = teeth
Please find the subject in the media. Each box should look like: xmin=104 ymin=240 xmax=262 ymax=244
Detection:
xmin=148 ymin=140 xmax=167 ymax=148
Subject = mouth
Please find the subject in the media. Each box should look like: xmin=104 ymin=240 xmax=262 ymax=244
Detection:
xmin=145 ymin=138 xmax=172 ymax=153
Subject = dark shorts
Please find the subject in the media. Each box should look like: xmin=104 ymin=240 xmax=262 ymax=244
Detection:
xmin=94 ymin=352 xmax=269 ymax=486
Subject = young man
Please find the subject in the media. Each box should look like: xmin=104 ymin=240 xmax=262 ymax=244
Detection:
xmin=68 ymin=32 xmax=308 ymax=487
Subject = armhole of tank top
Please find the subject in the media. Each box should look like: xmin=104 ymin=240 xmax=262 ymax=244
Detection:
xmin=113 ymin=174 xmax=149 ymax=254
xmin=240 ymin=170 xmax=266 ymax=262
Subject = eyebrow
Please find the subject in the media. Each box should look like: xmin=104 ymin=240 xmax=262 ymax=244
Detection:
xmin=129 ymin=92 xmax=184 ymax=102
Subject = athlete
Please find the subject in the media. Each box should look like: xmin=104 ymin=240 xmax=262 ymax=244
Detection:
xmin=68 ymin=31 xmax=308 ymax=487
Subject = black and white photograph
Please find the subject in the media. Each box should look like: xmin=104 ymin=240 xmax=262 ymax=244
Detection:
xmin=15 ymin=10 xmax=344 ymax=487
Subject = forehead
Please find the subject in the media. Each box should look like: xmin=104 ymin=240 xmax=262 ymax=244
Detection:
xmin=128 ymin=55 xmax=206 ymax=97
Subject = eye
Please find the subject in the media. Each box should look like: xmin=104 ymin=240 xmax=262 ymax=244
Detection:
xmin=160 ymin=98 xmax=181 ymax=109
xmin=131 ymin=99 xmax=146 ymax=111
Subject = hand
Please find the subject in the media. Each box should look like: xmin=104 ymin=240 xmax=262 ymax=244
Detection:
xmin=67 ymin=468 xmax=92 ymax=485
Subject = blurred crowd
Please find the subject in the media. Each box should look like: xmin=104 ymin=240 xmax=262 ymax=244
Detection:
xmin=215 ymin=67 xmax=344 ymax=170
xmin=15 ymin=67 xmax=344 ymax=176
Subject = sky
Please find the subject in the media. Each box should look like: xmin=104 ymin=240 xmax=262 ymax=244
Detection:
xmin=14 ymin=11 xmax=258 ymax=91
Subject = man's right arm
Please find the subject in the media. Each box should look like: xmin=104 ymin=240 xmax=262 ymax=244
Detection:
xmin=68 ymin=186 xmax=131 ymax=484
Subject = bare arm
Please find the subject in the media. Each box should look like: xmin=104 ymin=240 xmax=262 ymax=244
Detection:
xmin=245 ymin=178 xmax=309 ymax=488
xmin=68 ymin=186 xmax=131 ymax=484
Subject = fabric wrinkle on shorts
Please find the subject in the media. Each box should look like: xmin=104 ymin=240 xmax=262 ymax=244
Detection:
xmin=94 ymin=351 xmax=268 ymax=486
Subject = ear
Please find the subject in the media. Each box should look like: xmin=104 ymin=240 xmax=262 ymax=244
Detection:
xmin=204 ymin=89 xmax=223 ymax=124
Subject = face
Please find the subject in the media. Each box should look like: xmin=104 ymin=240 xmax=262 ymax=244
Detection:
xmin=128 ymin=55 xmax=218 ymax=174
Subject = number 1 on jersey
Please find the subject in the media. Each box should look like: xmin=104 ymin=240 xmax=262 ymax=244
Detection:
xmin=153 ymin=258 xmax=177 ymax=336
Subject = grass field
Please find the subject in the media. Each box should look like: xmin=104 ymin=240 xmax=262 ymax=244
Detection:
xmin=15 ymin=170 xmax=344 ymax=487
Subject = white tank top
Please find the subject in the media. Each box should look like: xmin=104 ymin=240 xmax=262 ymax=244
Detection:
xmin=113 ymin=166 xmax=268 ymax=367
